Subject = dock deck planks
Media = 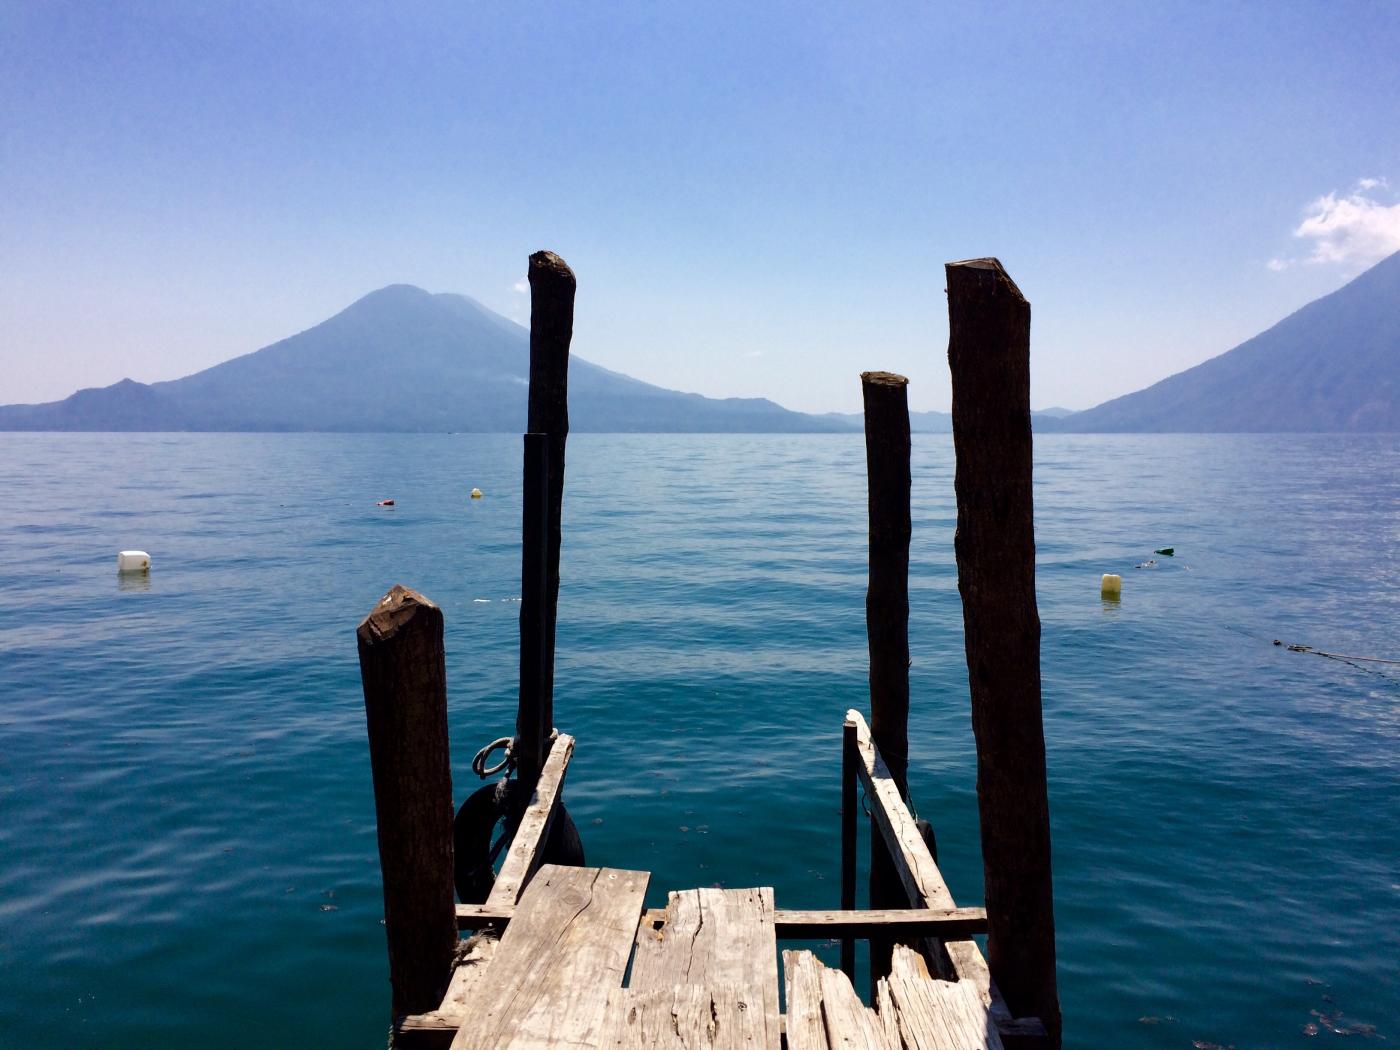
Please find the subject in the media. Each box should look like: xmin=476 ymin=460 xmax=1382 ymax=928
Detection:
xmin=449 ymin=864 xmax=649 ymax=1050
xmin=629 ymin=887 xmax=781 ymax=1049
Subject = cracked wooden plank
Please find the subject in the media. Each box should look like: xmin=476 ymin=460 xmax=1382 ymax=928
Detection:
xmin=629 ymin=887 xmax=780 ymax=1049
xmin=887 ymin=975 xmax=1005 ymax=1050
xmin=782 ymin=950 xmax=826 ymax=1050
xmin=483 ymin=733 xmax=575 ymax=911
xmin=449 ymin=864 xmax=648 ymax=1049
xmin=601 ymin=983 xmax=765 ymax=1049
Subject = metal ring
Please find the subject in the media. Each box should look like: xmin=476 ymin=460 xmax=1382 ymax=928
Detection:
xmin=472 ymin=736 xmax=515 ymax=779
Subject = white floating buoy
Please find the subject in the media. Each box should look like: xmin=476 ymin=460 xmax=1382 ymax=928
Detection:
xmin=117 ymin=550 xmax=150 ymax=573
xmin=470 ymin=488 xmax=483 ymax=499
xmin=1101 ymin=573 xmax=1121 ymax=599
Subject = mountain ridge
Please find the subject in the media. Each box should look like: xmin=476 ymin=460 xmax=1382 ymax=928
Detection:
xmin=0 ymin=286 xmax=853 ymax=433
xmin=1046 ymin=250 xmax=1400 ymax=432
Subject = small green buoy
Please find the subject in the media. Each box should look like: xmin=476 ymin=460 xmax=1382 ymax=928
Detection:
xmin=1154 ymin=547 xmax=1175 ymax=557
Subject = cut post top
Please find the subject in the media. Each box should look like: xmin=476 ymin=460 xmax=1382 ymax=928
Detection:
xmin=529 ymin=250 xmax=576 ymax=288
xmin=860 ymin=371 xmax=909 ymax=388
xmin=357 ymin=584 xmax=439 ymax=646
xmin=945 ymin=257 xmax=1027 ymax=303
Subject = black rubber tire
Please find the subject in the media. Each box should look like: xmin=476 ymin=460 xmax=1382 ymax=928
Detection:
xmin=453 ymin=781 xmax=586 ymax=905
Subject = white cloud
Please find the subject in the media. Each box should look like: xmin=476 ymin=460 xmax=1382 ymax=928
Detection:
xmin=1266 ymin=257 xmax=1290 ymax=272
xmin=1287 ymin=178 xmax=1400 ymax=267
xmin=511 ymin=278 xmax=528 ymax=294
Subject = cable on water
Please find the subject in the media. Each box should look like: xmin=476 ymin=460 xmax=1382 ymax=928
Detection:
xmin=1275 ymin=639 xmax=1400 ymax=686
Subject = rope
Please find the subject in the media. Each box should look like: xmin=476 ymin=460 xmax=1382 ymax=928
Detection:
xmin=1277 ymin=641 xmax=1400 ymax=666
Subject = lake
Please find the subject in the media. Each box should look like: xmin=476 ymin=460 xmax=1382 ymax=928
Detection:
xmin=1 ymin=432 xmax=1396 ymax=1048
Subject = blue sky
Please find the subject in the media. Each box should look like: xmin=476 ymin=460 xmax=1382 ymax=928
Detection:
xmin=3 ymin=1 xmax=1398 ymax=412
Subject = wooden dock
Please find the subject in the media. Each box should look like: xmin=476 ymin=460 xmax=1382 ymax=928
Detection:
xmin=357 ymin=251 xmax=1060 ymax=1048
xmin=394 ymin=712 xmax=1035 ymax=1050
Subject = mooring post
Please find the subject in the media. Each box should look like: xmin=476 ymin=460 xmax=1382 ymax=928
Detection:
xmin=524 ymin=250 xmax=575 ymax=760
xmin=840 ymin=716 xmax=858 ymax=981
xmin=356 ymin=584 xmax=456 ymax=1019
xmin=861 ymin=370 xmax=912 ymax=994
xmin=516 ymin=433 xmax=551 ymax=788
xmin=946 ymin=258 xmax=1061 ymax=1046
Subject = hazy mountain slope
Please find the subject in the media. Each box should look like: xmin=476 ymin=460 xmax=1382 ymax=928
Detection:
xmin=1050 ymin=251 xmax=1400 ymax=432
xmin=0 ymin=285 xmax=852 ymax=433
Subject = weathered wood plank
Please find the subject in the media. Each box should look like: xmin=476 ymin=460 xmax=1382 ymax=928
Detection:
xmin=454 ymin=901 xmax=513 ymax=929
xmin=601 ymin=984 xmax=766 ymax=1049
xmin=630 ymin=887 xmax=780 ymax=1049
xmin=775 ymin=907 xmax=987 ymax=941
xmin=846 ymin=712 xmax=1046 ymax=1046
xmin=449 ymin=864 xmax=648 ymax=1050
xmin=891 ymin=944 xmax=932 ymax=981
xmin=846 ymin=710 xmax=982 ymax=984
xmin=459 ymin=904 xmax=988 ymax=940
xmin=483 ymin=733 xmax=575 ymax=911
xmin=396 ymin=932 xmax=500 ymax=1048
xmin=874 ymin=979 xmax=902 ymax=1050
xmin=782 ymin=950 xmax=827 ymax=1050
xmin=887 ymin=976 xmax=1005 ymax=1050
xmin=818 ymin=963 xmax=896 ymax=1049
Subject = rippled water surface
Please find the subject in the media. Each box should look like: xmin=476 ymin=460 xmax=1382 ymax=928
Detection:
xmin=2 ymin=432 xmax=1397 ymax=1048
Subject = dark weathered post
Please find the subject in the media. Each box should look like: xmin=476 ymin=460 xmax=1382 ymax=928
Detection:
xmin=861 ymin=370 xmax=912 ymax=992
xmin=525 ymin=250 xmax=575 ymax=754
xmin=356 ymin=584 xmax=456 ymax=1018
xmin=840 ymin=717 xmax=858 ymax=981
xmin=946 ymin=258 xmax=1061 ymax=1046
xmin=516 ymin=433 xmax=551 ymax=787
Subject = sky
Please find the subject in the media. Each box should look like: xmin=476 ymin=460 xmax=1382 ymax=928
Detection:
xmin=2 ymin=1 xmax=1399 ymax=414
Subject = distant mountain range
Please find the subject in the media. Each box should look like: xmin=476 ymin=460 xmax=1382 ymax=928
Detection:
xmin=824 ymin=407 xmax=1074 ymax=433
xmin=7 ymin=251 xmax=1397 ymax=432
xmin=1046 ymin=249 xmax=1400 ymax=432
xmin=0 ymin=285 xmax=851 ymax=433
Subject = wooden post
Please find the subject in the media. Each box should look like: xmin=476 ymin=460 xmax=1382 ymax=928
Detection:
xmin=840 ymin=717 xmax=858 ymax=981
xmin=861 ymin=370 xmax=912 ymax=994
xmin=526 ymin=250 xmax=575 ymax=747
xmin=946 ymin=258 xmax=1061 ymax=1046
xmin=357 ymin=584 xmax=457 ymax=1018
xmin=516 ymin=433 xmax=551 ymax=788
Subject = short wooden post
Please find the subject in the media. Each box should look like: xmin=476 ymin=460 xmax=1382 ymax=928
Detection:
xmin=861 ymin=370 xmax=912 ymax=994
xmin=946 ymin=258 xmax=1061 ymax=1046
xmin=526 ymin=250 xmax=575 ymax=746
xmin=516 ymin=433 xmax=551 ymax=788
xmin=840 ymin=717 xmax=858 ymax=981
xmin=357 ymin=584 xmax=457 ymax=1018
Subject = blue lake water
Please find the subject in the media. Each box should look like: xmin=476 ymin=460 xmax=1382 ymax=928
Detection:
xmin=1 ymin=432 xmax=1397 ymax=1048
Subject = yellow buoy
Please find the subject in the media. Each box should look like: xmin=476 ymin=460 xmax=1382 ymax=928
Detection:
xmin=470 ymin=488 xmax=483 ymax=499
xmin=1101 ymin=573 xmax=1122 ymax=600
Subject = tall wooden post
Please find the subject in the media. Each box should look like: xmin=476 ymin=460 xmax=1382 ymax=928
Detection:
xmin=861 ymin=370 xmax=912 ymax=993
xmin=516 ymin=433 xmax=551 ymax=787
xmin=946 ymin=258 xmax=1061 ymax=1045
xmin=839 ymin=717 xmax=858 ymax=982
xmin=525 ymin=250 xmax=574 ymax=758
xmin=356 ymin=584 xmax=456 ymax=1018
